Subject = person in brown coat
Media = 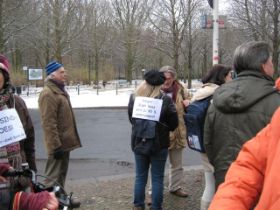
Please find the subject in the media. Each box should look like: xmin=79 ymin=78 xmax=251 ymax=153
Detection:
xmin=38 ymin=61 xmax=81 ymax=207
xmin=159 ymin=66 xmax=190 ymax=197
xmin=0 ymin=54 xmax=36 ymax=172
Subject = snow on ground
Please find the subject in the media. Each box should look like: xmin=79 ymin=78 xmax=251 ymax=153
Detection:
xmin=22 ymin=87 xmax=134 ymax=109
xmin=21 ymin=80 xmax=201 ymax=109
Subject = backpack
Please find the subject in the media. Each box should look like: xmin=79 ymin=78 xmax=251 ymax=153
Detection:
xmin=131 ymin=119 xmax=160 ymax=156
xmin=183 ymin=96 xmax=212 ymax=153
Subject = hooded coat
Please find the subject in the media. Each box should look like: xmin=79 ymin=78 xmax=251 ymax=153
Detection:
xmin=204 ymin=71 xmax=280 ymax=188
xmin=209 ymin=107 xmax=280 ymax=210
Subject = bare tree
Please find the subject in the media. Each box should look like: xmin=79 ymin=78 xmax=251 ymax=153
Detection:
xmin=0 ymin=0 xmax=44 ymax=72
xmin=82 ymin=0 xmax=112 ymax=84
xmin=150 ymin=0 xmax=196 ymax=71
xmin=111 ymin=0 xmax=154 ymax=82
xmin=35 ymin=0 xmax=86 ymax=63
xmin=180 ymin=0 xmax=202 ymax=87
xmin=230 ymin=0 xmax=280 ymax=76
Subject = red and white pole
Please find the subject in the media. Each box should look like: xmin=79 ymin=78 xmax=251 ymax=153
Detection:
xmin=212 ymin=0 xmax=219 ymax=65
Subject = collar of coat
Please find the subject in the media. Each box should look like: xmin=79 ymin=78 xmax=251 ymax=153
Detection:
xmin=45 ymin=79 xmax=69 ymax=97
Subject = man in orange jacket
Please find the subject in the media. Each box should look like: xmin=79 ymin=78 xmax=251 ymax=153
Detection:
xmin=209 ymin=106 xmax=280 ymax=210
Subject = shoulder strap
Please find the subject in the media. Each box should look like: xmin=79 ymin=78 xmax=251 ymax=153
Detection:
xmin=155 ymin=92 xmax=165 ymax=100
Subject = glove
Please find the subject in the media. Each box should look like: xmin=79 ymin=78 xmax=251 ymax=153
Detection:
xmin=53 ymin=147 xmax=64 ymax=159
xmin=14 ymin=191 xmax=56 ymax=210
xmin=0 ymin=163 xmax=10 ymax=175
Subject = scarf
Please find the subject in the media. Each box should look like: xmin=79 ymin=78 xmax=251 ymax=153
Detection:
xmin=161 ymin=81 xmax=180 ymax=102
xmin=0 ymin=85 xmax=12 ymax=110
xmin=50 ymin=79 xmax=66 ymax=93
xmin=0 ymin=84 xmax=22 ymax=170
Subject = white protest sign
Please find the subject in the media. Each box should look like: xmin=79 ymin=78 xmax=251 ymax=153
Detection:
xmin=0 ymin=109 xmax=26 ymax=148
xmin=132 ymin=97 xmax=163 ymax=121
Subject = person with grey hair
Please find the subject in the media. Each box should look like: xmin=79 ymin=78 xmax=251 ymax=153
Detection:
xmin=204 ymin=41 xmax=280 ymax=192
xmin=38 ymin=61 xmax=82 ymax=208
xmin=158 ymin=65 xmax=190 ymax=198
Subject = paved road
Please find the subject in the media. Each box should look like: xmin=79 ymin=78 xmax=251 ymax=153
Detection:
xmin=29 ymin=108 xmax=202 ymax=180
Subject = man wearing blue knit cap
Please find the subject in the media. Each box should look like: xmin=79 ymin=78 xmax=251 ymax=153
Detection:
xmin=45 ymin=61 xmax=63 ymax=75
xmin=38 ymin=61 xmax=82 ymax=208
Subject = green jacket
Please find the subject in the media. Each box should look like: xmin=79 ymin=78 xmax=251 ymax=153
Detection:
xmin=38 ymin=80 xmax=81 ymax=155
xmin=204 ymin=71 xmax=280 ymax=188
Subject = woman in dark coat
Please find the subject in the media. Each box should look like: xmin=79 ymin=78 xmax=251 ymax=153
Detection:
xmin=128 ymin=70 xmax=178 ymax=210
xmin=0 ymin=54 xmax=36 ymax=171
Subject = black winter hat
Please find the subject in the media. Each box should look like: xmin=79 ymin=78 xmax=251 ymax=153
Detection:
xmin=144 ymin=70 xmax=165 ymax=86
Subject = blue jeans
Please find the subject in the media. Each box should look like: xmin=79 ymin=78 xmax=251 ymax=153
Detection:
xmin=133 ymin=148 xmax=168 ymax=210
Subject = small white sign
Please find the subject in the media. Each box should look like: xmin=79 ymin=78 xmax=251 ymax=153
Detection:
xmin=29 ymin=68 xmax=43 ymax=80
xmin=23 ymin=66 xmax=28 ymax=71
xmin=188 ymin=135 xmax=202 ymax=150
xmin=0 ymin=109 xmax=26 ymax=148
xmin=132 ymin=97 xmax=163 ymax=121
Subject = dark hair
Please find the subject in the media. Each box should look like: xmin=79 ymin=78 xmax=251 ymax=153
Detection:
xmin=144 ymin=69 xmax=165 ymax=86
xmin=202 ymin=64 xmax=232 ymax=85
xmin=233 ymin=41 xmax=271 ymax=74
xmin=0 ymin=69 xmax=10 ymax=89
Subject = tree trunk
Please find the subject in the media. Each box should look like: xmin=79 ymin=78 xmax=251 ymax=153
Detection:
xmin=0 ymin=0 xmax=4 ymax=52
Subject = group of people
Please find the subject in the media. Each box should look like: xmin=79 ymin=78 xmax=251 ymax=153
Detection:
xmin=207 ymin=41 xmax=280 ymax=210
xmin=1 ymin=39 xmax=280 ymax=210
xmin=0 ymin=57 xmax=81 ymax=209
xmin=129 ymin=41 xmax=280 ymax=210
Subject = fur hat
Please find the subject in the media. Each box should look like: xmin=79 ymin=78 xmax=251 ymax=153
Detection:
xmin=45 ymin=61 xmax=63 ymax=75
xmin=0 ymin=54 xmax=10 ymax=75
xmin=144 ymin=69 xmax=165 ymax=86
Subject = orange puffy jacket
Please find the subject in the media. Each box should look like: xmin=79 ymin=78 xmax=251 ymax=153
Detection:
xmin=209 ymin=106 xmax=280 ymax=210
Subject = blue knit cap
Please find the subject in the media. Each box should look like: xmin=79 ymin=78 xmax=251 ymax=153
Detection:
xmin=45 ymin=61 xmax=63 ymax=75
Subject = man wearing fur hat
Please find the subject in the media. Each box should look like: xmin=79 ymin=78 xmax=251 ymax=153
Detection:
xmin=0 ymin=54 xmax=36 ymax=171
xmin=159 ymin=66 xmax=190 ymax=197
xmin=38 ymin=61 xmax=81 ymax=207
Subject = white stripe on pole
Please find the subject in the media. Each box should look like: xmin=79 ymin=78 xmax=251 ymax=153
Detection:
xmin=213 ymin=0 xmax=219 ymax=65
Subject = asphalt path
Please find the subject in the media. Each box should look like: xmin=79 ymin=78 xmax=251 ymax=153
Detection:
xmin=29 ymin=108 xmax=202 ymax=180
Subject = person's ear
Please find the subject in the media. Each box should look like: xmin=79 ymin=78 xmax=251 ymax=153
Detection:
xmin=261 ymin=63 xmax=266 ymax=74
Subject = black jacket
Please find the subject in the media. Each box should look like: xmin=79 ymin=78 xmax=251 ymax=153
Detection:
xmin=128 ymin=93 xmax=178 ymax=149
